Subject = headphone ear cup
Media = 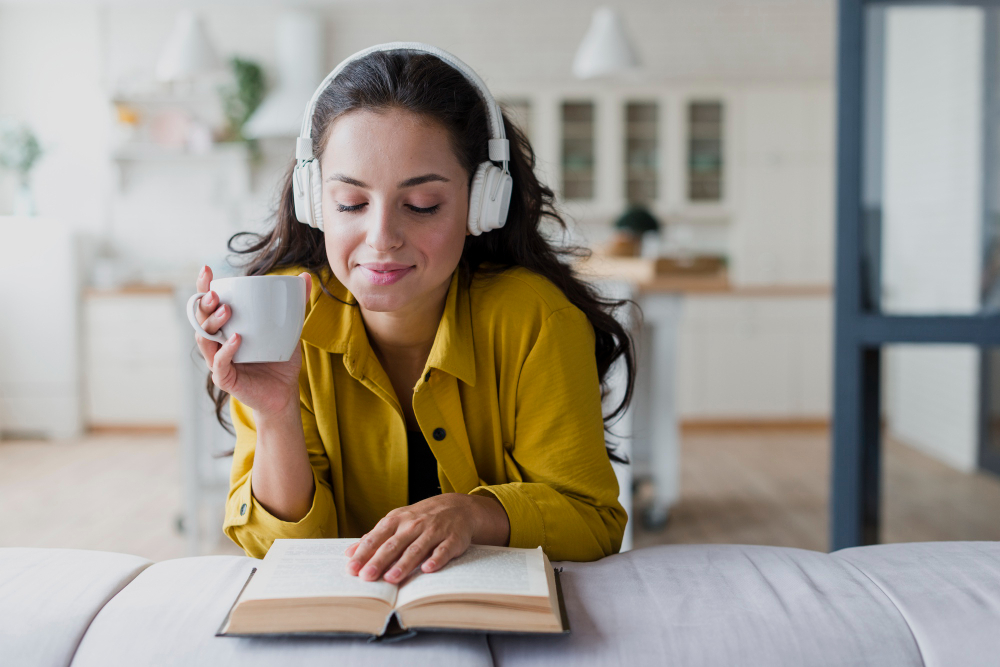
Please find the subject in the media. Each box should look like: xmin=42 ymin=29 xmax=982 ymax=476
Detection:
xmin=292 ymin=160 xmax=324 ymax=231
xmin=479 ymin=167 xmax=512 ymax=233
xmin=293 ymin=162 xmax=312 ymax=226
xmin=309 ymin=160 xmax=323 ymax=231
xmin=467 ymin=162 xmax=491 ymax=236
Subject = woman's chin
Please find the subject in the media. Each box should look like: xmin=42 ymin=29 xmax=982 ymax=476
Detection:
xmin=352 ymin=287 xmax=411 ymax=313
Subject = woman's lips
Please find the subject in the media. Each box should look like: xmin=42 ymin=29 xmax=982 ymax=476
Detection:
xmin=359 ymin=264 xmax=414 ymax=286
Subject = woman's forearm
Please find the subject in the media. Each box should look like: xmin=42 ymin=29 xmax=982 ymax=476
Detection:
xmin=250 ymin=403 xmax=315 ymax=522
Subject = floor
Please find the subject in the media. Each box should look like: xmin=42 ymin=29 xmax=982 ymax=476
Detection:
xmin=3 ymin=427 xmax=1000 ymax=561
xmin=634 ymin=426 xmax=1000 ymax=552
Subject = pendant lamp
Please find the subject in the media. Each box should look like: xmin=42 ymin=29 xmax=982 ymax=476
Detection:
xmin=572 ymin=6 xmax=641 ymax=80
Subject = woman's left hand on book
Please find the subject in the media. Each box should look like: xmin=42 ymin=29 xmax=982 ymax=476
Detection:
xmin=344 ymin=493 xmax=510 ymax=584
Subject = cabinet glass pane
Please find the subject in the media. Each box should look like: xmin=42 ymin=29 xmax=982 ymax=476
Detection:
xmin=625 ymin=101 xmax=658 ymax=204
xmin=864 ymin=4 xmax=1000 ymax=314
xmin=687 ymin=101 xmax=723 ymax=201
xmin=561 ymin=101 xmax=594 ymax=200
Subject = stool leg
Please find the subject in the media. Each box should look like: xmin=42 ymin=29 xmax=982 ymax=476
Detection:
xmin=643 ymin=294 xmax=683 ymax=529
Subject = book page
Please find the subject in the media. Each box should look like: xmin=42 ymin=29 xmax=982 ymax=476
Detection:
xmin=240 ymin=538 xmax=397 ymax=605
xmin=395 ymin=545 xmax=549 ymax=608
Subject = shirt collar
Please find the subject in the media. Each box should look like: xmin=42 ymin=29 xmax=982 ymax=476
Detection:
xmin=301 ymin=267 xmax=477 ymax=387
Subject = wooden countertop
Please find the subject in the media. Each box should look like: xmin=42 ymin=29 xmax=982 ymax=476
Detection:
xmin=80 ymin=262 xmax=833 ymax=299
xmin=83 ymin=284 xmax=176 ymax=298
xmin=576 ymin=254 xmax=831 ymax=297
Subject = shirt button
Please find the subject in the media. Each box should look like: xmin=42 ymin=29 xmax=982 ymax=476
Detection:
xmin=433 ymin=427 xmax=446 ymax=441
xmin=240 ymin=503 xmax=247 ymax=516
xmin=424 ymin=371 xmax=431 ymax=382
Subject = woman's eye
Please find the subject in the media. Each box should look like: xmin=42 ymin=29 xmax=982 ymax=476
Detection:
xmin=408 ymin=204 xmax=440 ymax=215
xmin=336 ymin=202 xmax=366 ymax=213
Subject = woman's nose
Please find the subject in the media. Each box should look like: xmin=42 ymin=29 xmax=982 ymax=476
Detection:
xmin=365 ymin=202 xmax=404 ymax=251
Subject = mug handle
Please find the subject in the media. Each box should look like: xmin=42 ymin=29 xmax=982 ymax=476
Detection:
xmin=186 ymin=292 xmax=228 ymax=345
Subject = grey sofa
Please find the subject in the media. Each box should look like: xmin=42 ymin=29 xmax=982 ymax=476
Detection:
xmin=3 ymin=541 xmax=999 ymax=666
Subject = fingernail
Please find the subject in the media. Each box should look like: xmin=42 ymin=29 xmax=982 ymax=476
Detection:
xmin=424 ymin=560 xmax=435 ymax=570
xmin=361 ymin=565 xmax=376 ymax=579
xmin=347 ymin=560 xmax=360 ymax=574
xmin=387 ymin=568 xmax=401 ymax=580
xmin=199 ymin=265 xmax=207 ymax=277
xmin=228 ymin=333 xmax=237 ymax=344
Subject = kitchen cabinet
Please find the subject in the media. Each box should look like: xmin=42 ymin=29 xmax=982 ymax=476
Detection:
xmin=0 ymin=217 xmax=81 ymax=438
xmin=83 ymin=289 xmax=182 ymax=427
xmin=677 ymin=293 xmax=832 ymax=420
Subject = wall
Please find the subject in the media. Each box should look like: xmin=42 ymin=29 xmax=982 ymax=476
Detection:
xmin=730 ymin=86 xmax=834 ymax=286
xmin=880 ymin=7 xmax=985 ymax=472
xmin=0 ymin=217 xmax=81 ymax=437
xmin=0 ymin=0 xmax=835 ymax=284
xmin=0 ymin=5 xmax=109 ymax=233
xmin=0 ymin=0 xmax=838 ymax=431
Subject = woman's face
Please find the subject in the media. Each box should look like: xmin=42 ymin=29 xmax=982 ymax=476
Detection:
xmin=319 ymin=107 xmax=469 ymax=314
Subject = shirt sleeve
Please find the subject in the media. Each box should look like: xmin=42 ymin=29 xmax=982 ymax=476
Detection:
xmin=222 ymin=373 xmax=338 ymax=559
xmin=469 ymin=306 xmax=628 ymax=561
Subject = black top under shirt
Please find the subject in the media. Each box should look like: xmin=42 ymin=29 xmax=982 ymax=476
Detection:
xmin=407 ymin=429 xmax=441 ymax=504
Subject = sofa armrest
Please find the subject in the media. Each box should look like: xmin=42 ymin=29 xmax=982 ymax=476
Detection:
xmin=0 ymin=548 xmax=150 ymax=667
xmin=833 ymin=540 xmax=1000 ymax=667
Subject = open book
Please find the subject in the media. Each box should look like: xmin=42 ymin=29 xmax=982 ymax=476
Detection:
xmin=217 ymin=538 xmax=568 ymax=638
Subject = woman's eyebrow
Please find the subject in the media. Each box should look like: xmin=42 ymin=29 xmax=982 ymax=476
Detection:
xmin=324 ymin=173 xmax=450 ymax=188
xmin=398 ymin=173 xmax=450 ymax=188
xmin=326 ymin=173 xmax=367 ymax=187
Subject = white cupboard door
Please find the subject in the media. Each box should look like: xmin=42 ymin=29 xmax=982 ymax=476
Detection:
xmin=678 ymin=295 xmax=831 ymax=419
xmin=84 ymin=294 xmax=181 ymax=426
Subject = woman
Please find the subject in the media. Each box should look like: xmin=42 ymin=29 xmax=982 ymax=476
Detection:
xmin=193 ymin=43 xmax=635 ymax=584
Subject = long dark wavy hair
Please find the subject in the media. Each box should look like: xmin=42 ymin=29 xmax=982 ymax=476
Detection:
xmin=209 ymin=49 xmax=638 ymax=462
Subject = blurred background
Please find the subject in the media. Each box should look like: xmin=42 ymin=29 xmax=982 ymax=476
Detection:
xmin=2 ymin=0 xmax=999 ymax=561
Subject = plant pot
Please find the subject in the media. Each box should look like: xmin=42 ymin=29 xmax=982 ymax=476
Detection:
xmin=13 ymin=179 xmax=35 ymax=216
xmin=605 ymin=230 xmax=642 ymax=257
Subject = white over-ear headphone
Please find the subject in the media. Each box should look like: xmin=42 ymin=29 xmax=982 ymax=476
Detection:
xmin=292 ymin=42 xmax=513 ymax=236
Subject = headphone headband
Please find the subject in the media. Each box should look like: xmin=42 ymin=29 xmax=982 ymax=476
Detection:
xmin=291 ymin=41 xmax=514 ymax=236
xmin=295 ymin=41 xmax=509 ymax=168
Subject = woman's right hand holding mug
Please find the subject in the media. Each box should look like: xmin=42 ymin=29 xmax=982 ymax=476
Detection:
xmin=194 ymin=265 xmax=312 ymax=419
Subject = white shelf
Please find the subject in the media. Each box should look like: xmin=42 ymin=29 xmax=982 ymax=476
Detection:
xmin=110 ymin=85 xmax=221 ymax=108
xmin=110 ymin=142 xmax=251 ymax=194
xmin=112 ymin=142 xmax=249 ymax=162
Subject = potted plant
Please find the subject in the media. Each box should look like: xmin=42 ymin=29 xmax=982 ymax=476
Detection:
xmin=0 ymin=122 xmax=44 ymax=216
xmin=217 ymin=56 xmax=265 ymax=158
xmin=606 ymin=204 xmax=660 ymax=257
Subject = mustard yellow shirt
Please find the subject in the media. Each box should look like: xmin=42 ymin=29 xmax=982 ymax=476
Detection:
xmin=222 ymin=263 xmax=627 ymax=561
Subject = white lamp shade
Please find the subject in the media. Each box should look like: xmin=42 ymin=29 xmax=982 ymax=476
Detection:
xmin=155 ymin=10 xmax=220 ymax=82
xmin=572 ymin=7 xmax=641 ymax=80
xmin=243 ymin=11 xmax=324 ymax=138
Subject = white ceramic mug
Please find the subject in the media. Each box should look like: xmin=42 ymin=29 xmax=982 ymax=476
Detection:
xmin=186 ymin=275 xmax=307 ymax=363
